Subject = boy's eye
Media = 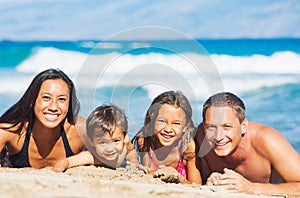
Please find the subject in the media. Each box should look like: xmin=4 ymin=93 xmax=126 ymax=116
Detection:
xmin=114 ymin=139 xmax=122 ymax=143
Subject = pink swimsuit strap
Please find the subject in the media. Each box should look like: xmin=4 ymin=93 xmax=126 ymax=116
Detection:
xmin=149 ymin=147 xmax=159 ymax=170
xmin=149 ymin=141 xmax=187 ymax=179
xmin=177 ymin=141 xmax=187 ymax=179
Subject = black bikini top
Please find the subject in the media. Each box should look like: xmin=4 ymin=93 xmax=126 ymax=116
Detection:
xmin=9 ymin=125 xmax=74 ymax=168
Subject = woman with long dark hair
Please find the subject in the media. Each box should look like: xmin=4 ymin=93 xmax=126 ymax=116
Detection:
xmin=0 ymin=68 xmax=86 ymax=168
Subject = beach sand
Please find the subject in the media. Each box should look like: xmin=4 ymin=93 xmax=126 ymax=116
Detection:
xmin=0 ymin=166 xmax=282 ymax=198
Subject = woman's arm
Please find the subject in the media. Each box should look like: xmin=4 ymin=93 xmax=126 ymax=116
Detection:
xmin=52 ymin=150 xmax=94 ymax=172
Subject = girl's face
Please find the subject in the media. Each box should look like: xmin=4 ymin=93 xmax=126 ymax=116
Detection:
xmin=154 ymin=104 xmax=186 ymax=147
xmin=34 ymin=79 xmax=70 ymax=129
xmin=91 ymin=126 xmax=125 ymax=162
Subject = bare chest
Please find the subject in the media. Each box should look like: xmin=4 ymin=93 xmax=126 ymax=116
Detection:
xmin=204 ymin=151 xmax=271 ymax=183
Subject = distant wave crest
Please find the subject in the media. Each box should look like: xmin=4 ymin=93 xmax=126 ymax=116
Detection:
xmin=12 ymin=47 xmax=300 ymax=99
xmin=16 ymin=47 xmax=300 ymax=75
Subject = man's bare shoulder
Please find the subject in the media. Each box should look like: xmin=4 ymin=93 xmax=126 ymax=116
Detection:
xmin=248 ymin=122 xmax=293 ymax=157
xmin=248 ymin=122 xmax=283 ymax=141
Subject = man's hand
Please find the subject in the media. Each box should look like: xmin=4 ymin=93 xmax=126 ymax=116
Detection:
xmin=207 ymin=168 xmax=254 ymax=194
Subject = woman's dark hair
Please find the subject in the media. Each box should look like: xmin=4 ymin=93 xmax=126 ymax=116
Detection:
xmin=132 ymin=90 xmax=196 ymax=154
xmin=0 ymin=68 xmax=80 ymax=134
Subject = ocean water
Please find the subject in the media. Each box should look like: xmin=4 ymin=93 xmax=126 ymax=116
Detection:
xmin=0 ymin=38 xmax=300 ymax=152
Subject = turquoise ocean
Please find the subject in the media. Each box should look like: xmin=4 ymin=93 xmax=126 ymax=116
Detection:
xmin=0 ymin=39 xmax=300 ymax=152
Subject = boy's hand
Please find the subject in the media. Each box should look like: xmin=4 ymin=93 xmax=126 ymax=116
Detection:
xmin=126 ymin=161 xmax=149 ymax=173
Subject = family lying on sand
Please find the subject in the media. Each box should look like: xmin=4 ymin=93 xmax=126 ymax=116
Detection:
xmin=0 ymin=69 xmax=299 ymax=196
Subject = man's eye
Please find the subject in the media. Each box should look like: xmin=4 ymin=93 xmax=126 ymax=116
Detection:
xmin=207 ymin=125 xmax=216 ymax=130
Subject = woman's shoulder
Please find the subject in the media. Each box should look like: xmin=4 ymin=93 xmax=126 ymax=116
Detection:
xmin=0 ymin=122 xmax=27 ymax=135
xmin=64 ymin=116 xmax=86 ymax=132
xmin=63 ymin=117 xmax=87 ymax=152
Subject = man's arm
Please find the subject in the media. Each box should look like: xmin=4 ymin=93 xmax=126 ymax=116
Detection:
xmin=253 ymin=124 xmax=300 ymax=196
xmin=208 ymin=124 xmax=300 ymax=196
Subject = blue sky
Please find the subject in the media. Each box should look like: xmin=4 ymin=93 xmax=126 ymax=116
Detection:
xmin=0 ymin=0 xmax=299 ymax=40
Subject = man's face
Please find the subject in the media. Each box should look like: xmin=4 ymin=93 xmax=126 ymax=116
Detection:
xmin=203 ymin=106 xmax=246 ymax=156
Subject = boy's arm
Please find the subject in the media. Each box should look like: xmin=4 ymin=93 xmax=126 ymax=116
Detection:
xmin=52 ymin=150 xmax=95 ymax=172
xmin=124 ymin=134 xmax=148 ymax=172
xmin=124 ymin=133 xmax=138 ymax=163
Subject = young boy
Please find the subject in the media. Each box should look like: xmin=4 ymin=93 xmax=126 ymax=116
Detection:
xmin=53 ymin=104 xmax=145 ymax=171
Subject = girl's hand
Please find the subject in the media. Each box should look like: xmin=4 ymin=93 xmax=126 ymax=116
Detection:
xmin=153 ymin=166 xmax=186 ymax=184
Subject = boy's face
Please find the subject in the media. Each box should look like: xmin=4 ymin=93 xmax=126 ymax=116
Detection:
xmin=91 ymin=126 xmax=125 ymax=162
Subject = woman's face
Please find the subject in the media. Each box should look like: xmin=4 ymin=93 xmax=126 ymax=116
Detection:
xmin=154 ymin=104 xmax=186 ymax=147
xmin=34 ymin=79 xmax=70 ymax=128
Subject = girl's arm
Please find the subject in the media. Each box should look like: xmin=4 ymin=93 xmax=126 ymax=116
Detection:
xmin=185 ymin=140 xmax=202 ymax=184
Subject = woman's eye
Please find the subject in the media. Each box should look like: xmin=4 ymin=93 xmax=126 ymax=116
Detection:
xmin=58 ymin=97 xmax=67 ymax=102
xmin=42 ymin=96 xmax=50 ymax=100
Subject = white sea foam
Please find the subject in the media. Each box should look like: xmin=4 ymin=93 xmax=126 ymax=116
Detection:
xmin=13 ymin=47 xmax=300 ymax=100
xmin=17 ymin=47 xmax=88 ymax=74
